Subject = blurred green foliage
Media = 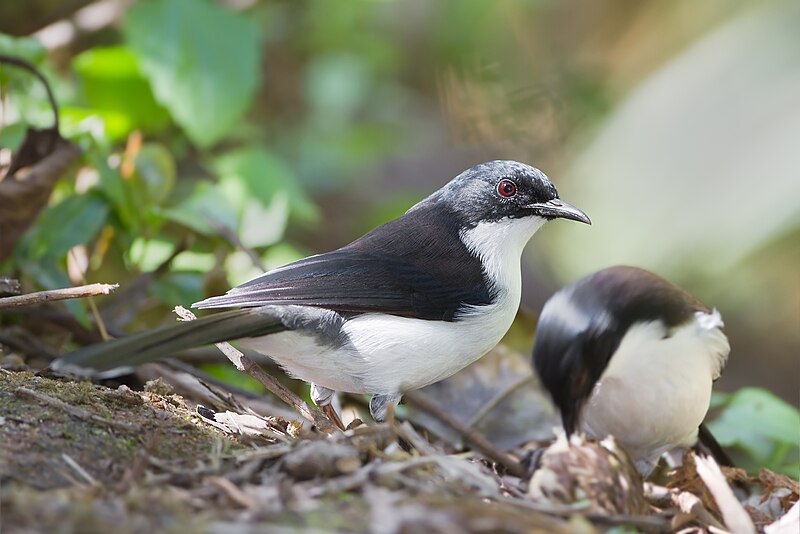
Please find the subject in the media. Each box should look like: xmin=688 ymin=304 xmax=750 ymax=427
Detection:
xmin=125 ymin=0 xmax=261 ymax=147
xmin=708 ymin=388 xmax=800 ymax=478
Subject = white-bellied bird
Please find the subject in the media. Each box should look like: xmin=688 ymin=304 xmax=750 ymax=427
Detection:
xmin=531 ymin=266 xmax=730 ymax=475
xmin=55 ymin=160 xmax=591 ymax=426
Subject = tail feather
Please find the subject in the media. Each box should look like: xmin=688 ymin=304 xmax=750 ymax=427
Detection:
xmin=54 ymin=308 xmax=286 ymax=373
xmin=696 ymin=422 xmax=736 ymax=468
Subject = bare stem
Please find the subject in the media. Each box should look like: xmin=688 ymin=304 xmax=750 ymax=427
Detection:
xmin=0 ymin=283 xmax=118 ymax=310
xmin=403 ymin=390 xmax=527 ymax=478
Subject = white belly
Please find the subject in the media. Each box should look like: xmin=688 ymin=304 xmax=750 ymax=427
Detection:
xmin=582 ymin=313 xmax=730 ymax=467
xmin=239 ymin=294 xmax=518 ymax=395
xmin=239 ymin=216 xmax=546 ymax=396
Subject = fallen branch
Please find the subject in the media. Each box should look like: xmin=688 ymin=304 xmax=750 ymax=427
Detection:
xmin=0 ymin=283 xmax=118 ymax=310
xmin=695 ymin=454 xmax=756 ymax=534
xmin=403 ymin=389 xmax=527 ymax=478
xmin=173 ymin=306 xmax=338 ymax=434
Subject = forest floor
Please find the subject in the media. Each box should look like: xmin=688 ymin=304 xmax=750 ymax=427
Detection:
xmin=1 ymin=363 xmax=797 ymax=533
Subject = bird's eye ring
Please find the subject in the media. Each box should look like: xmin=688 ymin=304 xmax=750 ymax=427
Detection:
xmin=497 ymin=179 xmax=517 ymax=198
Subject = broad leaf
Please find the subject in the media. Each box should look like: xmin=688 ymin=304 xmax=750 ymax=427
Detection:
xmin=213 ymin=147 xmax=318 ymax=224
xmin=708 ymin=387 xmax=800 ymax=476
xmin=544 ymin=2 xmax=800 ymax=281
xmin=23 ymin=194 xmax=109 ymax=260
xmin=411 ymin=346 xmax=559 ymax=451
xmin=134 ymin=143 xmax=177 ymax=206
xmin=124 ymin=0 xmax=262 ymax=147
xmin=73 ymin=45 xmax=170 ymax=135
xmin=163 ymin=181 xmax=238 ymax=236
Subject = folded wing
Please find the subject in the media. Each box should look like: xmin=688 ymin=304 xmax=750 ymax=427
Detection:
xmin=194 ymin=250 xmax=491 ymax=321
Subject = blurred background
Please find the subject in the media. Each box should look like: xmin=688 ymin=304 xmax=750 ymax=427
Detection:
xmin=1 ymin=0 xmax=798 ymax=471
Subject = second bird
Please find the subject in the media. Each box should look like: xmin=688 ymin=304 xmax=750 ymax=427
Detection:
xmin=532 ymin=266 xmax=730 ymax=474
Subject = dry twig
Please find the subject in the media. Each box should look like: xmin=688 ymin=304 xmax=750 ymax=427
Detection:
xmin=0 ymin=283 xmax=118 ymax=310
xmin=695 ymin=454 xmax=757 ymax=534
xmin=403 ymin=390 xmax=527 ymax=478
xmin=208 ymin=476 xmax=256 ymax=508
xmin=61 ymin=453 xmax=99 ymax=487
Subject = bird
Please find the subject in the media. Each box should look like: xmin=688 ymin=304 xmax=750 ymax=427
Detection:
xmin=531 ymin=266 xmax=730 ymax=475
xmin=55 ymin=160 xmax=591 ymax=426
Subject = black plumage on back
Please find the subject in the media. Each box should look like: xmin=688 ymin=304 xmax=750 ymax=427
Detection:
xmin=195 ymin=203 xmax=493 ymax=321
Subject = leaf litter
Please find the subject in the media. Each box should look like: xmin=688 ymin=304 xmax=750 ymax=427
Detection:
xmin=1 ymin=346 xmax=797 ymax=533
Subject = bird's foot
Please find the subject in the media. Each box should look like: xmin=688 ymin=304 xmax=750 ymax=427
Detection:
xmin=310 ymin=384 xmax=346 ymax=431
xmin=320 ymin=403 xmax=346 ymax=431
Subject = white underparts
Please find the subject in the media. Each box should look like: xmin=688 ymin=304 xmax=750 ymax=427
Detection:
xmin=240 ymin=216 xmax=547 ymax=396
xmin=582 ymin=312 xmax=730 ymax=473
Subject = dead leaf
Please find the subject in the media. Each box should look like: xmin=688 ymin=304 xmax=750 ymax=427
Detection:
xmin=410 ymin=345 xmax=558 ymax=451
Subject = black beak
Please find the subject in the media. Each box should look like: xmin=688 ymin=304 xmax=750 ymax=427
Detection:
xmin=533 ymin=198 xmax=591 ymax=224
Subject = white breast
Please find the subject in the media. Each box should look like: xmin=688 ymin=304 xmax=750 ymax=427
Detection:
xmin=582 ymin=310 xmax=730 ymax=472
xmin=240 ymin=216 xmax=547 ymax=395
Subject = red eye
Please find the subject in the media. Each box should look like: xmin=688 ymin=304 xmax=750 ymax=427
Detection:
xmin=497 ymin=179 xmax=517 ymax=198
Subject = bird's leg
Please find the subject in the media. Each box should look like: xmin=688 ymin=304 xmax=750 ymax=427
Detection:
xmin=369 ymin=393 xmax=403 ymax=423
xmin=311 ymin=384 xmax=345 ymax=431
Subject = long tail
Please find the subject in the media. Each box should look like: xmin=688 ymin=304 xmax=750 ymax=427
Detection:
xmin=696 ymin=422 xmax=736 ymax=468
xmin=53 ymin=308 xmax=286 ymax=373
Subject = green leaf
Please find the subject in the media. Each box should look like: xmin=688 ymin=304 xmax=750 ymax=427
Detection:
xmin=0 ymin=34 xmax=46 ymax=64
xmin=73 ymin=45 xmax=170 ymax=134
xmin=148 ymin=272 xmax=204 ymax=307
xmin=128 ymin=237 xmax=177 ymax=272
xmin=23 ymin=194 xmax=109 ymax=260
xmin=59 ymin=106 xmax=135 ymax=142
xmin=213 ymin=147 xmax=318 ymax=224
xmin=124 ymin=0 xmax=262 ymax=147
xmin=85 ymin=151 xmax=139 ymax=232
xmin=225 ymin=250 xmax=264 ymax=287
xmin=238 ymin=193 xmax=289 ymax=248
xmin=163 ymin=181 xmax=238 ymax=236
xmin=0 ymin=121 xmax=28 ymax=153
xmin=708 ymin=387 xmax=800 ymax=475
xmin=134 ymin=143 xmax=177 ymax=205
xmin=171 ymin=250 xmax=216 ymax=272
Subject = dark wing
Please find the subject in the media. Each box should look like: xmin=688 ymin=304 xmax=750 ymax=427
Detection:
xmin=194 ymin=250 xmax=491 ymax=321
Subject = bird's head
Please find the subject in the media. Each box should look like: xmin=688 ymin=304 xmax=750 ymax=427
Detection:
xmin=423 ymin=160 xmax=591 ymax=228
xmin=531 ymin=287 xmax=618 ymax=437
